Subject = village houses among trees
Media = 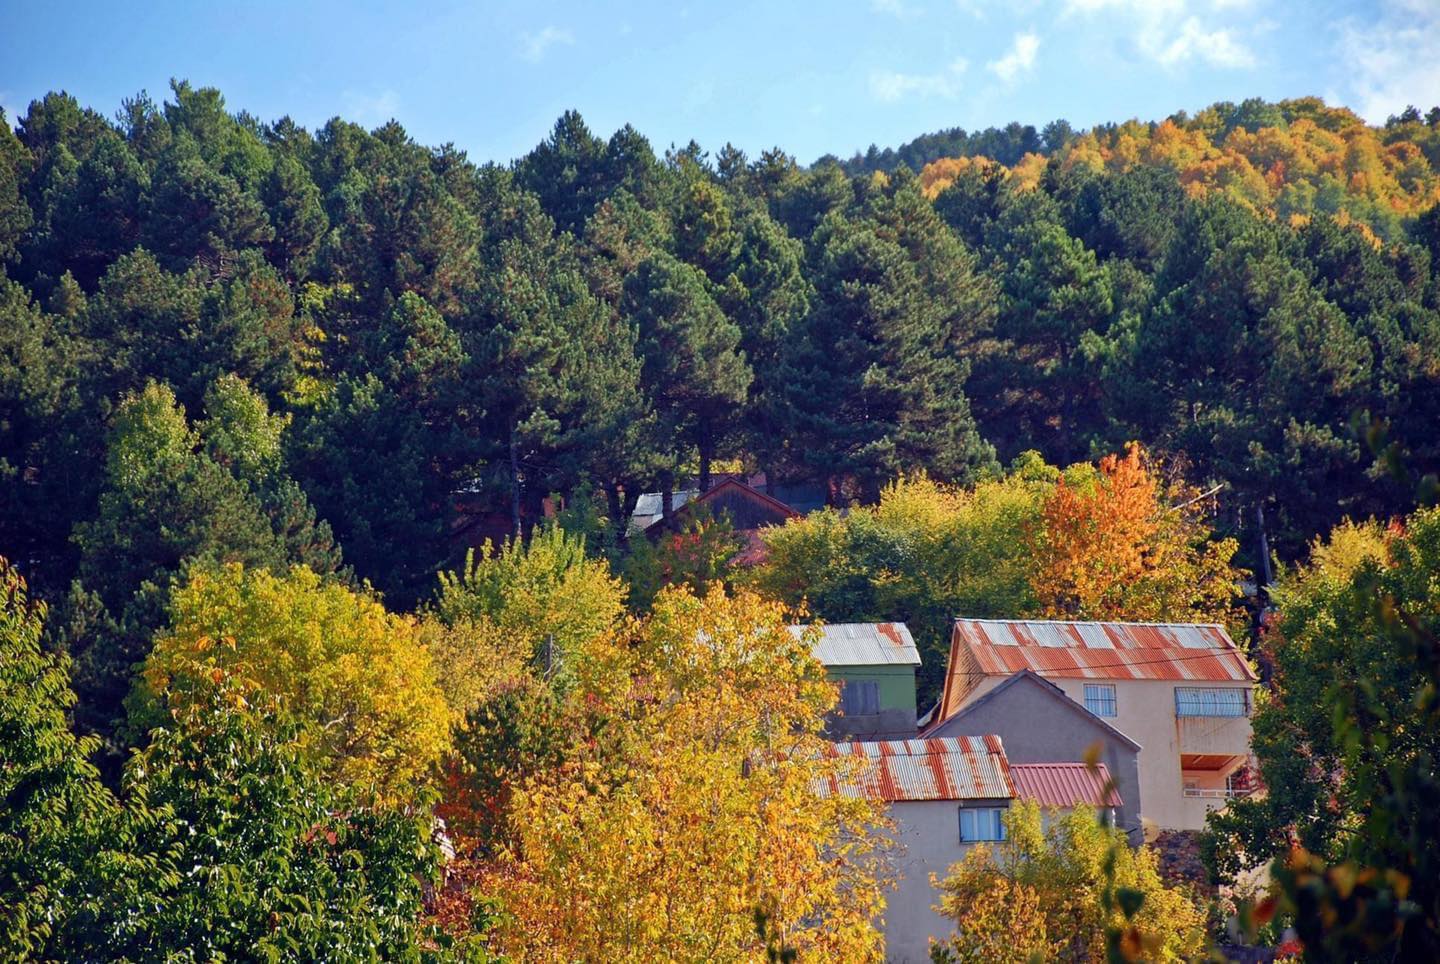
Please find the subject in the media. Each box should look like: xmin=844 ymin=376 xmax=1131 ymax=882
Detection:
xmin=2 ymin=79 xmax=1440 ymax=962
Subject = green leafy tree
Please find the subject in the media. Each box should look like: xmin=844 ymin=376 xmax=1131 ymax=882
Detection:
xmin=1207 ymin=509 xmax=1440 ymax=961
xmin=0 ymin=560 xmax=117 ymax=960
xmin=65 ymin=379 xmax=338 ymax=753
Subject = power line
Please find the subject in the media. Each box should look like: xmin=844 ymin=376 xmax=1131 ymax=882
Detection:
xmin=951 ymin=642 xmax=1255 ymax=678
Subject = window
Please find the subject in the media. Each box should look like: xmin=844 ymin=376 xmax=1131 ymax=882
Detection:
xmin=1084 ymin=683 xmax=1117 ymax=717
xmin=840 ymin=680 xmax=880 ymax=716
xmin=1175 ymin=687 xmax=1249 ymax=717
xmin=959 ymin=807 xmax=1007 ymax=842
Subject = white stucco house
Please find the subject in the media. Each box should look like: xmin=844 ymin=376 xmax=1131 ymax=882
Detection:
xmin=933 ymin=618 xmax=1259 ymax=834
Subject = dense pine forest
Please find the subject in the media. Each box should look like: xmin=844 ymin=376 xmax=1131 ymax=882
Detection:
xmin=3 ymin=83 xmax=1440 ymax=960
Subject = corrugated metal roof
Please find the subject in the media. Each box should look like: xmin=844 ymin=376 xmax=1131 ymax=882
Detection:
xmin=1010 ymin=762 xmax=1122 ymax=808
xmin=629 ymin=489 xmax=699 ymax=530
xmin=954 ymin=618 xmax=1255 ymax=683
xmin=790 ymin=622 xmax=922 ymax=667
xmin=820 ymin=736 xmax=1014 ymax=801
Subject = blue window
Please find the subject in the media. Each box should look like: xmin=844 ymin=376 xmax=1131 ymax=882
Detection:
xmin=840 ymin=680 xmax=880 ymax=716
xmin=1084 ymin=683 xmax=1117 ymax=717
xmin=959 ymin=807 xmax=1007 ymax=842
xmin=1176 ymin=687 xmax=1249 ymax=717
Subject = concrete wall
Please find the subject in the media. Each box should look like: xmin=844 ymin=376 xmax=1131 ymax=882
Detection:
xmin=878 ymin=799 xmax=1005 ymax=964
xmin=1046 ymin=678 xmax=1252 ymax=833
xmin=929 ymin=678 xmax=1143 ymax=839
xmin=827 ymin=664 xmax=919 ymax=739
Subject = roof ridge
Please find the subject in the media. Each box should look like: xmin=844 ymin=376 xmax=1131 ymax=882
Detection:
xmin=954 ymin=616 xmax=1228 ymax=630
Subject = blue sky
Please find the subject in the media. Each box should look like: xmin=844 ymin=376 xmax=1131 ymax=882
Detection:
xmin=2 ymin=0 xmax=1437 ymax=165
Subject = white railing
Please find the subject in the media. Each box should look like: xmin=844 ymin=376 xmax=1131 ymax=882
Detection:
xmin=1183 ymin=787 xmax=1253 ymax=799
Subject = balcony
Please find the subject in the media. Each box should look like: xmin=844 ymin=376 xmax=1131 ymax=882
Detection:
xmin=1176 ymin=714 xmax=1252 ymax=756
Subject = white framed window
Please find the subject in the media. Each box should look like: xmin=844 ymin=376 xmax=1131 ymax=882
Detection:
xmin=1175 ymin=687 xmax=1249 ymax=717
xmin=840 ymin=680 xmax=880 ymax=716
xmin=1084 ymin=683 xmax=1118 ymax=717
xmin=959 ymin=806 xmax=1007 ymax=842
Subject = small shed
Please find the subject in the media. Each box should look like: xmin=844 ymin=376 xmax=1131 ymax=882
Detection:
xmin=791 ymin=622 xmax=922 ymax=739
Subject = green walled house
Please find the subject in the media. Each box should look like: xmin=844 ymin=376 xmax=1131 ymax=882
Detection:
xmin=789 ymin=622 xmax=921 ymax=739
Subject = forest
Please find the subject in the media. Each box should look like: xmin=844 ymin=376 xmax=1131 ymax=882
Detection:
xmin=2 ymin=83 xmax=1440 ymax=960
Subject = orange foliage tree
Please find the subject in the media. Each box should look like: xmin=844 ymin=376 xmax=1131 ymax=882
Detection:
xmin=1026 ymin=444 xmax=1241 ymax=623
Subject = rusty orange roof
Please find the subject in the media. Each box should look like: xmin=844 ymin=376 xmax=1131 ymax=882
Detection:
xmin=820 ymin=736 xmax=1015 ymax=801
xmin=1010 ymin=762 xmax=1122 ymax=809
xmin=939 ymin=618 xmax=1256 ymax=718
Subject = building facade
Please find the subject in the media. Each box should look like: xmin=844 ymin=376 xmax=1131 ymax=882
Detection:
xmin=935 ymin=619 xmax=1258 ymax=834
xmin=821 ymin=736 xmax=1016 ymax=964
xmin=924 ymin=669 xmax=1142 ymax=839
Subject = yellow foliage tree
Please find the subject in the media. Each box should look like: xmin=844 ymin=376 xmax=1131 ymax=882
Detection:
xmin=474 ymin=586 xmax=889 ymax=962
xmin=141 ymin=563 xmax=453 ymax=803
xmin=933 ymin=800 xmax=1207 ymax=963
xmin=433 ymin=526 xmax=625 ymax=692
xmin=921 ymin=98 xmax=1440 ymax=240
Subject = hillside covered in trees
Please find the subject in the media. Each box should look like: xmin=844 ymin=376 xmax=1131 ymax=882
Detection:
xmin=3 ymin=81 xmax=1440 ymax=959
xmin=4 ymin=83 xmax=1440 ymax=730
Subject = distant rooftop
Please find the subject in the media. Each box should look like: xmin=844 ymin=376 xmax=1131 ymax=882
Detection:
xmin=790 ymin=622 xmax=921 ymax=667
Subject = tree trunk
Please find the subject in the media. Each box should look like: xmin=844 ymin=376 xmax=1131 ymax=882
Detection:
xmin=1254 ymin=502 xmax=1274 ymax=591
xmin=1252 ymin=501 xmax=1275 ymax=683
xmin=509 ymin=428 xmax=523 ymax=541
xmin=605 ymin=481 xmax=625 ymax=546
xmin=697 ymin=421 xmax=713 ymax=492
xmin=661 ymin=468 xmax=675 ymax=520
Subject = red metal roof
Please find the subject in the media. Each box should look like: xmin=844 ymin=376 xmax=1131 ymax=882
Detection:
xmin=940 ymin=619 xmax=1256 ymax=719
xmin=820 ymin=736 xmax=1015 ymax=802
xmin=1010 ymin=762 xmax=1122 ymax=808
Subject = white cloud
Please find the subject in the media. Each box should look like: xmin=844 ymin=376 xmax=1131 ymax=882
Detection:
xmin=1155 ymin=17 xmax=1253 ymax=68
xmin=520 ymin=26 xmax=575 ymax=63
xmin=1337 ymin=0 xmax=1440 ymax=123
xmin=987 ymin=32 xmax=1040 ymax=82
xmin=1062 ymin=0 xmax=1254 ymax=69
xmin=869 ymin=58 xmax=969 ymax=102
xmin=341 ymin=89 xmax=401 ymax=126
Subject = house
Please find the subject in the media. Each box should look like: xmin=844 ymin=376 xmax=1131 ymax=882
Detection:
xmin=632 ymin=476 xmax=804 ymax=567
xmin=923 ymin=669 xmax=1142 ymax=839
xmin=792 ymin=622 xmax=921 ymax=739
xmin=629 ymin=474 xmax=826 ymax=532
xmin=637 ymin=476 xmax=800 ymax=533
xmin=821 ymin=736 xmax=1016 ymax=964
xmin=934 ymin=619 xmax=1258 ymax=834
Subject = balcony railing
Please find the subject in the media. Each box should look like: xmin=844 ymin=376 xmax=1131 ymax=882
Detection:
xmin=1183 ymin=786 xmax=1254 ymax=799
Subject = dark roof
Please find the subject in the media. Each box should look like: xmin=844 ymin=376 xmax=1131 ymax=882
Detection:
xmin=924 ymin=669 xmax=1142 ymax=751
xmin=643 ymin=476 xmax=800 ymax=534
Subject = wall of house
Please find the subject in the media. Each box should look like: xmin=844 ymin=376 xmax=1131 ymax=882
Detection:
xmin=827 ymin=664 xmax=919 ymax=739
xmin=1047 ymin=678 xmax=1252 ymax=834
xmin=929 ymin=681 xmax=1143 ymax=839
xmin=879 ymin=799 xmax=1005 ymax=964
